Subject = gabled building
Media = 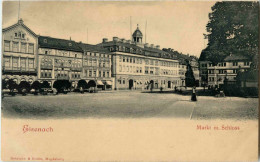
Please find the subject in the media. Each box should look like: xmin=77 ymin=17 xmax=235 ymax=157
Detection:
xmin=98 ymin=25 xmax=180 ymax=90
xmin=2 ymin=19 xmax=38 ymax=84
xmin=199 ymin=54 xmax=252 ymax=87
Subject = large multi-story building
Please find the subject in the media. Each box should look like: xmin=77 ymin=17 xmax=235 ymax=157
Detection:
xmin=38 ymin=36 xmax=84 ymax=87
xmin=78 ymin=43 xmax=113 ymax=90
xmin=2 ymin=19 xmax=115 ymax=90
xmin=163 ymin=48 xmax=200 ymax=86
xmin=2 ymin=20 xmax=190 ymax=91
xmin=2 ymin=19 xmax=38 ymax=84
xmin=200 ymin=54 xmax=252 ymax=87
xmin=98 ymin=25 xmax=181 ymax=90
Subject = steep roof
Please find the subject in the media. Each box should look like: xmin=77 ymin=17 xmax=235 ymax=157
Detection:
xmin=38 ymin=36 xmax=83 ymax=52
xmin=224 ymin=54 xmax=250 ymax=62
xmin=162 ymin=48 xmax=196 ymax=64
xmin=3 ymin=19 xmax=38 ymax=37
xmin=98 ymin=41 xmax=178 ymax=60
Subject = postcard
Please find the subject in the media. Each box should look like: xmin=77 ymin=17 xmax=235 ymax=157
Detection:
xmin=1 ymin=1 xmax=259 ymax=162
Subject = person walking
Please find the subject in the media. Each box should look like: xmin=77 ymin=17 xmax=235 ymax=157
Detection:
xmin=191 ymin=86 xmax=197 ymax=101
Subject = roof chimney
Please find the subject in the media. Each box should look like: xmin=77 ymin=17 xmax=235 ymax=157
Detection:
xmin=121 ymin=38 xmax=126 ymax=43
xmin=103 ymin=38 xmax=108 ymax=43
xmin=144 ymin=43 xmax=149 ymax=47
xmin=150 ymin=44 xmax=154 ymax=48
xmin=18 ymin=19 xmax=23 ymax=24
xmin=155 ymin=45 xmax=160 ymax=49
xmin=126 ymin=40 xmax=131 ymax=43
xmin=113 ymin=37 xmax=119 ymax=42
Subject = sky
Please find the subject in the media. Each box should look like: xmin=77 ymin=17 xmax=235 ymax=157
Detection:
xmin=3 ymin=1 xmax=216 ymax=57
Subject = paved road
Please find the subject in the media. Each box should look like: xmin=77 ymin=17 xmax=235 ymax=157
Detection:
xmin=1 ymin=91 xmax=258 ymax=120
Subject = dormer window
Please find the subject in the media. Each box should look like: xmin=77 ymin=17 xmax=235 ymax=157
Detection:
xmin=44 ymin=39 xmax=47 ymax=43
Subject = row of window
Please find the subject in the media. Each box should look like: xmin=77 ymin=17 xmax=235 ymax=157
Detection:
xmin=55 ymin=71 xmax=70 ymax=79
xmin=110 ymin=46 xmax=173 ymax=59
xmin=84 ymin=70 xmax=110 ymax=78
xmin=119 ymin=56 xmax=143 ymax=64
xmin=14 ymin=32 xmax=26 ymax=39
xmin=83 ymin=59 xmax=110 ymax=67
xmin=111 ymin=46 xmax=143 ymax=55
xmin=4 ymin=41 xmax=34 ymax=53
xmin=209 ymin=77 xmax=215 ymax=82
xmin=160 ymin=69 xmax=178 ymax=76
xmin=207 ymin=62 xmax=250 ymax=67
xmin=71 ymin=72 xmax=81 ymax=79
xmin=41 ymin=70 xmax=81 ymax=79
xmin=4 ymin=56 xmax=34 ymax=69
xmin=42 ymin=49 xmax=82 ymax=58
xmin=54 ymin=59 xmax=82 ymax=68
xmin=179 ymin=65 xmax=186 ymax=69
xmin=117 ymin=79 xmax=179 ymax=85
xmin=119 ymin=56 xmax=179 ymax=68
xmin=119 ymin=65 xmax=142 ymax=73
xmin=86 ymin=52 xmax=111 ymax=58
xmin=208 ymin=69 xmax=238 ymax=74
xmin=40 ymin=70 xmax=52 ymax=78
xmin=145 ymin=60 xmax=178 ymax=67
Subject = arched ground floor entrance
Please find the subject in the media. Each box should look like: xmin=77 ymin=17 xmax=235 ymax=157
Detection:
xmin=114 ymin=75 xmax=181 ymax=90
xmin=129 ymin=79 xmax=134 ymax=89
xmin=168 ymin=81 xmax=171 ymax=88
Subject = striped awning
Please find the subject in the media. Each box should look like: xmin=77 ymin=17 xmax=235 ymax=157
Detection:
xmin=105 ymin=81 xmax=112 ymax=85
xmin=97 ymin=80 xmax=104 ymax=85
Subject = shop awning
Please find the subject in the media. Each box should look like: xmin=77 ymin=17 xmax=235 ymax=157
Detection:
xmin=97 ymin=80 xmax=104 ymax=85
xmin=105 ymin=81 xmax=112 ymax=85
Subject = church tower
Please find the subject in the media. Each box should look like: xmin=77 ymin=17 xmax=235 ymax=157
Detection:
xmin=132 ymin=24 xmax=143 ymax=44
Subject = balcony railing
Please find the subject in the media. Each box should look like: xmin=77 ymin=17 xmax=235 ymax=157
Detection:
xmin=41 ymin=65 xmax=53 ymax=70
xmin=70 ymin=67 xmax=82 ymax=72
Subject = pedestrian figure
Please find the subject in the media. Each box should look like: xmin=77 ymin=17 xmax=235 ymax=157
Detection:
xmin=80 ymin=86 xmax=84 ymax=94
xmin=52 ymin=88 xmax=57 ymax=95
xmin=191 ymin=86 xmax=197 ymax=101
xmin=160 ymin=86 xmax=163 ymax=92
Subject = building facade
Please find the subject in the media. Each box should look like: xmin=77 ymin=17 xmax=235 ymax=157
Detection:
xmin=78 ymin=43 xmax=114 ymax=90
xmin=163 ymin=48 xmax=200 ymax=87
xmin=38 ymin=36 xmax=84 ymax=87
xmin=2 ymin=21 xmax=192 ymax=91
xmin=2 ymin=19 xmax=38 ymax=84
xmin=200 ymin=54 xmax=252 ymax=87
xmin=98 ymin=25 xmax=181 ymax=90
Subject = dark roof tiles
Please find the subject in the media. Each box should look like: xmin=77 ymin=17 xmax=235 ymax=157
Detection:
xmin=78 ymin=43 xmax=110 ymax=53
xmin=98 ymin=41 xmax=178 ymax=60
xmin=38 ymin=36 xmax=83 ymax=52
xmin=224 ymin=54 xmax=250 ymax=62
